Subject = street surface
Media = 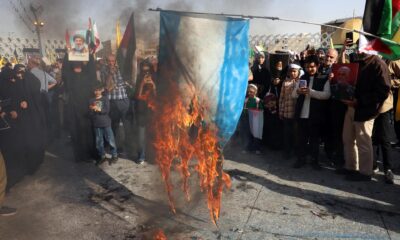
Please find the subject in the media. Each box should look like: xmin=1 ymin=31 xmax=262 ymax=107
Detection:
xmin=0 ymin=137 xmax=399 ymax=240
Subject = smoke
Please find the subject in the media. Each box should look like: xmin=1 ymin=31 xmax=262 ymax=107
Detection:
xmin=21 ymin=0 xmax=193 ymax=44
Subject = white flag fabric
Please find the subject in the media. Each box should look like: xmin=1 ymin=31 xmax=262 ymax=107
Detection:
xmin=248 ymin=109 xmax=264 ymax=139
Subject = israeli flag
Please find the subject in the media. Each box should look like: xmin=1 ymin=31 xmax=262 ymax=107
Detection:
xmin=158 ymin=11 xmax=250 ymax=146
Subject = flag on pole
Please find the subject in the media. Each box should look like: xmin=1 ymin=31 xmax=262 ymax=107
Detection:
xmin=92 ymin=21 xmax=102 ymax=53
xmin=13 ymin=49 xmax=19 ymax=63
xmin=158 ymin=11 xmax=250 ymax=145
xmin=360 ymin=0 xmax=400 ymax=59
xmin=116 ymin=13 xmax=136 ymax=83
xmin=116 ymin=20 xmax=122 ymax=49
xmin=65 ymin=29 xmax=70 ymax=49
xmin=329 ymin=37 xmax=334 ymax=49
xmin=86 ymin=18 xmax=101 ymax=53
xmin=86 ymin=18 xmax=102 ymax=53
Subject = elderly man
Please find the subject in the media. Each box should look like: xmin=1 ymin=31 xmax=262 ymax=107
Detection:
xmin=317 ymin=48 xmax=348 ymax=168
xmin=101 ymin=54 xmax=131 ymax=160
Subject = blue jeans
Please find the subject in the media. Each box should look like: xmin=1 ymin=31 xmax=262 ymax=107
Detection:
xmin=94 ymin=127 xmax=117 ymax=158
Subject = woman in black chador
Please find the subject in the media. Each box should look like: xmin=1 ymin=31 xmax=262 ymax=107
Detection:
xmin=0 ymin=65 xmax=46 ymax=188
xmin=250 ymin=52 xmax=271 ymax=99
xmin=62 ymin=55 xmax=96 ymax=162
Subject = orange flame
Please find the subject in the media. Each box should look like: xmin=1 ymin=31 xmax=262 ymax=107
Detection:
xmin=152 ymin=83 xmax=231 ymax=224
xmin=153 ymin=229 xmax=167 ymax=240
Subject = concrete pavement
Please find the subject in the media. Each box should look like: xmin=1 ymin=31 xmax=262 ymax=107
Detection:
xmin=0 ymin=137 xmax=400 ymax=240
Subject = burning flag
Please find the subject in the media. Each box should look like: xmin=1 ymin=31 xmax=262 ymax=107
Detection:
xmin=154 ymin=11 xmax=249 ymax=224
xmin=360 ymin=0 xmax=400 ymax=59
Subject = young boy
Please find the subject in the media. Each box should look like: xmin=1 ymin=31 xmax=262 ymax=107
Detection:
xmin=243 ymin=84 xmax=264 ymax=154
xmin=292 ymin=55 xmax=331 ymax=169
xmin=89 ymin=83 xmax=118 ymax=165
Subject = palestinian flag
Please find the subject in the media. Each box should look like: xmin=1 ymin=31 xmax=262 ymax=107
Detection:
xmin=116 ymin=13 xmax=136 ymax=83
xmin=361 ymin=0 xmax=400 ymax=59
xmin=86 ymin=18 xmax=102 ymax=53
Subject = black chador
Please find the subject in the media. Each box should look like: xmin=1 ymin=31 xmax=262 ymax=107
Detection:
xmin=62 ymin=55 xmax=96 ymax=162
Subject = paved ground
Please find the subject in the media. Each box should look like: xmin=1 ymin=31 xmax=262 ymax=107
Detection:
xmin=0 ymin=136 xmax=400 ymax=240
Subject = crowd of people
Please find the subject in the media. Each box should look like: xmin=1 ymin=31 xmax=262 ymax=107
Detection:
xmin=240 ymin=45 xmax=400 ymax=185
xmin=0 ymin=42 xmax=399 ymax=217
xmin=0 ymin=51 xmax=157 ymax=216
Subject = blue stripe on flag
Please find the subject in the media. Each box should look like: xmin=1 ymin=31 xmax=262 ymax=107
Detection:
xmin=216 ymin=19 xmax=250 ymax=146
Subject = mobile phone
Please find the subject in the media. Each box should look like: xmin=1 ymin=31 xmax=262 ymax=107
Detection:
xmin=299 ymin=80 xmax=307 ymax=88
xmin=346 ymin=32 xmax=354 ymax=45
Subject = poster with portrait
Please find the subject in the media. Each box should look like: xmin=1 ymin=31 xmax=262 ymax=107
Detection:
xmin=68 ymin=30 xmax=89 ymax=61
xmin=331 ymin=63 xmax=359 ymax=101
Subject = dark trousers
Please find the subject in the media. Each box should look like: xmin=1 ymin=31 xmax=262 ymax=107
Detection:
xmin=296 ymin=118 xmax=322 ymax=163
xmin=372 ymin=111 xmax=392 ymax=172
xmin=393 ymin=88 xmax=400 ymax=142
xmin=110 ymin=98 xmax=130 ymax=152
xmin=325 ymin=100 xmax=347 ymax=166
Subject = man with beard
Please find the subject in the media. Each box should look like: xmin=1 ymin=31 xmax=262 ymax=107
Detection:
xmin=318 ymin=48 xmax=347 ymax=168
xmin=63 ymin=55 xmax=96 ymax=162
xmin=71 ymin=34 xmax=88 ymax=54
xmin=101 ymin=54 xmax=131 ymax=159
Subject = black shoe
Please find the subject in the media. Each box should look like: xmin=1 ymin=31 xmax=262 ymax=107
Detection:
xmin=293 ymin=160 xmax=306 ymax=169
xmin=385 ymin=170 xmax=394 ymax=184
xmin=96 ymin=156 xmax=107 ymax=166
xmin=345 ymin=172 xmax=371 ymax=182
xmin=109 ymin=156 xmax=118 ymax=165
xmin=0 ymin=206 xmax=17 ymax=216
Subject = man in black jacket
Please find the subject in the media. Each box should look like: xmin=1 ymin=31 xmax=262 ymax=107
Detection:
xmin=341 ymin=53 xmax=390 ymax=181
xmin=292 ymin=55 xmax=331 ymax=169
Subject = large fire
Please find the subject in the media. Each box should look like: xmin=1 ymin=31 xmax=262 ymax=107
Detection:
xmin=152 ymin=84 xmax=231 ymax=224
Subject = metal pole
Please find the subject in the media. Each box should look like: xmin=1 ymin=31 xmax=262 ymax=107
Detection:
xmin=30 ymin=4 xmax=43 ymax=57
xmin=148 ymin=8 xmax=399 ymax=46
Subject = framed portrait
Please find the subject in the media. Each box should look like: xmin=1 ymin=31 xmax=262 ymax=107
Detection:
xmin=331 ymin=63 xmax=359 ymax=101
xmin=68 ymin=30 xmax=89 ymax=61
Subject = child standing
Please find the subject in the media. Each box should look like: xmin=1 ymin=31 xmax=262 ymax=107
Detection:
xmin=279 ymin=64 xmax=302 ymax=158
xmin=243 ymin=84 xmax=264 ymax=154
xmin=89 ymin=83 xmax=118 ymax=165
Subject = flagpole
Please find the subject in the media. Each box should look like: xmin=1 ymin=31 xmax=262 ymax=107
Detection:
xmin=148 ymin=8 xmax=400 ymax=46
